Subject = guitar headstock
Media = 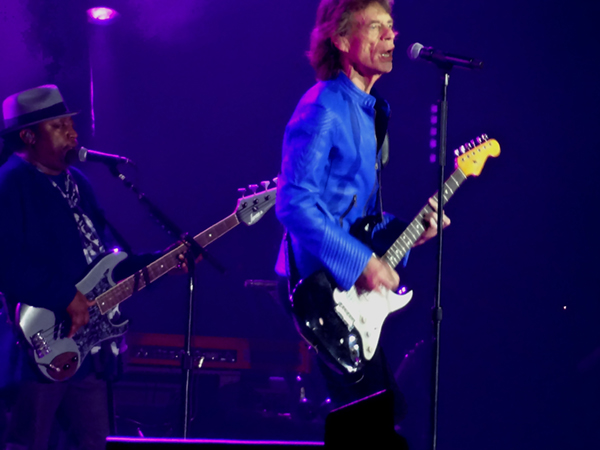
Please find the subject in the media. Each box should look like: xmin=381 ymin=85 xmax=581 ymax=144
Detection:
xmin=454 ymin=135 xmax=500 ymax=177
xmin=235 ymin=178 xmax=278 ymax=226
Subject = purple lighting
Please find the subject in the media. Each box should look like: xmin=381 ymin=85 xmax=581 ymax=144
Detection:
xmin=106 ymin=437 xmax=324 ymax=446
xmin=87 ymin=7 xmax=119 ymax=23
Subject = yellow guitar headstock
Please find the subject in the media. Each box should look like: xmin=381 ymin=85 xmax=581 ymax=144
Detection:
xmin=454 ymin=135 xmax=500 ymax=177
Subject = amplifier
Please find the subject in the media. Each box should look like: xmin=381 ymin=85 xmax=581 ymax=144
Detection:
xmin=125 ymin=333 xmax=311 ymax=373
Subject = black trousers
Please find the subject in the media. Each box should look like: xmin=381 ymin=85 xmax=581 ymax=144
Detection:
xmin=4 ymin=373 xmax=109 ymax=450
xmin=278 ymin=277 xmax=409 ymax=448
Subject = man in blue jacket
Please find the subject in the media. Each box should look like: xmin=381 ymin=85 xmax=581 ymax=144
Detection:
xmin=275 ymin=0 xmax=449 ymax=446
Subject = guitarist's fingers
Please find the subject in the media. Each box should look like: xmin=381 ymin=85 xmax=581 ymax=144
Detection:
xmin=378 ymin=263 xmax=399 ymax=292
xmin=66 ymin=291 xmax=92 ymax=338
xmin=67 ymin=316 xmax=87 ymax=338
xmin=427 ymin=198 xmax=451 ymax=227
xmin=428 ymin=214 xmax=438 ymax=230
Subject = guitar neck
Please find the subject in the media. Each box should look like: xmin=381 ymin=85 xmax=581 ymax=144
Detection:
xmin=383 ymin=168 xmax=468 ymax=269
xmin=96 ymin=213 xmax=240 ymax=313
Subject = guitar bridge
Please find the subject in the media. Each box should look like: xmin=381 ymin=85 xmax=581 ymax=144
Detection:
xmin=31 ymin=332 xmax=51 ymax=358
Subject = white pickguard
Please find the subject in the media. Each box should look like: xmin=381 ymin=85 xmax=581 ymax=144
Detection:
xmin=332 ymin=286 xmax=414 ymax=360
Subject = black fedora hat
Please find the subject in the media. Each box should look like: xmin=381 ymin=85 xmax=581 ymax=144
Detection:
xmin=1 ymin=85 xmax=78 ymax=137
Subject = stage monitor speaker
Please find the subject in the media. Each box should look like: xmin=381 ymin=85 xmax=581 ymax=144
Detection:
xmin=324 ymin=390 xmax=408 ymax=449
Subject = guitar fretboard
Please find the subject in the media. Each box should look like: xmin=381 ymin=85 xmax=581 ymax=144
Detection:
xmin=383 ymin=168 xmax=467 ymax=269
xmin=96 ymin=214 xmax=239 ymax=314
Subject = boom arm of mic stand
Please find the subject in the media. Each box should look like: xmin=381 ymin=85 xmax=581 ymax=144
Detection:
xmin=107 ymin=164 xmax=225 ymax=274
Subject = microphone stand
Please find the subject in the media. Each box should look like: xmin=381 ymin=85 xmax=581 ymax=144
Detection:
xmin=107 ymin=164 xmax=226 ymax=439
xmin=430 ymin=66 xmax=451 ymax=450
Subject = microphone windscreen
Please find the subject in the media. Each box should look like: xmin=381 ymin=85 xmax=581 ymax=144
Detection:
xmin=78 ymin=146 xmax=88 ymax=162
xmin=407 ymin=42 xmax=423 ymax=60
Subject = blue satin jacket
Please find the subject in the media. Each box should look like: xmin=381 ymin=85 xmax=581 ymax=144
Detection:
xmin=276 ymin=73 xmax=403 ymax=290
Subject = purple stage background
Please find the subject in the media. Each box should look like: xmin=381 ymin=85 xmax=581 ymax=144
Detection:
xmin=1 ymin=0 xmax=599 ymax=448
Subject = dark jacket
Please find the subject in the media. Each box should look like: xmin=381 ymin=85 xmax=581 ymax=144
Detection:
xmin=0 ymin=154 xmax=110 ymax=313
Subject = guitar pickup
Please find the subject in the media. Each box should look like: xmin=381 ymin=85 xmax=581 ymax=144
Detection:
xmin=334 ymin=303 xmax=355 ymax=331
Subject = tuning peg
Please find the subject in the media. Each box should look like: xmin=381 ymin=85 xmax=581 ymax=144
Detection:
xmin=476 ymin=136 xmax=482 ymax=145
xmin=460 ymin=145 xmax=466 ymax=154
xmin=481 ymin=134 xmax=488 ymax=141
xmin=248 ymin=184 xmax=258 ymax=195
xmin=272 ymin=177 xmax=278 ymax=186
xmin=465 ymin=142 xmax=473 ymax=150
xmin=261 ymin=180 xmax=270 ymax=191
xmin=454 ymin=149 xmax=460 ymax=156
xmin=238 ymin=188 xmax=246 ymax=198
xmin=470 ymin=139 xmax=477 ymax=148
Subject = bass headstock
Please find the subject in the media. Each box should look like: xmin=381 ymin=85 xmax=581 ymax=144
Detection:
xmin=235 ymin=178 xmax=278 ymax=226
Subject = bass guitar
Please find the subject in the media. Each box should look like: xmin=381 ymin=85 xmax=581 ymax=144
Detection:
xmin=17 ymin=182 xmax=277 ymax=381
xmin=290 ymin=136 xmax=500 ymax=374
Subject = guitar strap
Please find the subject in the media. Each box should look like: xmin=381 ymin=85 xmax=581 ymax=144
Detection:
xmin=103 ymin=213 xmax=150 ymax=291
xmin=285 ymin=231 xmax=301 ymax=296
xmin=103 ymin=216 xmax=134 ymax=255
xmin=373 ymin=90 xmax=389 ymax=224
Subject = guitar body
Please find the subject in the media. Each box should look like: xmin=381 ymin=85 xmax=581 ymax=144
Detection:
xmin=291 ymin=270 xmax=413 ymax=375
xmin=17 ymin=251 xmax=129 ymax=381
xmin=289 ymin=136 xmax=500 ymax=375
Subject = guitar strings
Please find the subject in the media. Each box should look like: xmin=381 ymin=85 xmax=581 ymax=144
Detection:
xmin=38 ymin=304 xmax=101 ymax=340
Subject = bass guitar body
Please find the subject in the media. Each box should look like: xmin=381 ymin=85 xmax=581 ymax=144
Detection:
xmin=17 ymin=251 xmax=129 ymax=382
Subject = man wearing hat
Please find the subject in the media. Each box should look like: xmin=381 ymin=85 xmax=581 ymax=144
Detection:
xmin=0 ymin=85 xmax=123 ymax=449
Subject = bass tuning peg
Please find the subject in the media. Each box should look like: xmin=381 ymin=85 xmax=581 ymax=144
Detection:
xmin=261 ymin=181 xmax=270 ymax=190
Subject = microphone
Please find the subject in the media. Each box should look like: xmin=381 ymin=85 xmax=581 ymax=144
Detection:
xmin=407 ymin=42 xmax=483 ymax=70
xmin=77 ymin=146 xmax=135 ymax=165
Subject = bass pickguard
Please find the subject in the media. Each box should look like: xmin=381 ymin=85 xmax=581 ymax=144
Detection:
xmin=18 ymin=251 xmax=129 ymax=381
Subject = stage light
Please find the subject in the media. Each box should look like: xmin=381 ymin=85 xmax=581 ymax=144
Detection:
xmin=87 ymin=7 xmax=119 ymax=24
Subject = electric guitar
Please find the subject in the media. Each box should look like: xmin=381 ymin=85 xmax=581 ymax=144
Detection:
xmin=17 ymin=182 xmax=277 ymax=381
xmin=290 ymin=136 xmax=500 ymax=374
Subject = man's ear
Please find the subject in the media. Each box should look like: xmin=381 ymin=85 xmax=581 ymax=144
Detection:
xmin=20 ymin=128 xmax=35 ymax=146
xmin=332 ymin=35 xmax=350 ymax=53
